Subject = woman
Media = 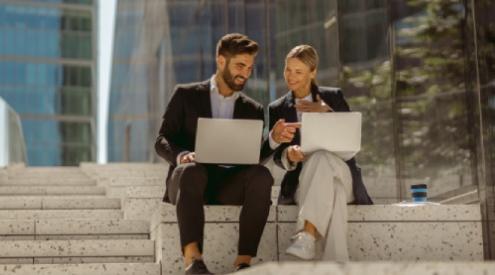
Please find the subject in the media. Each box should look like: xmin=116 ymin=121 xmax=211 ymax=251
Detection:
xmin=269 ymin=45 xmax=373 ymax=262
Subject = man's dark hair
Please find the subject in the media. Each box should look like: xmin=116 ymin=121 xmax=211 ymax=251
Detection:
xmin=216 ymin=33 xmax=259 ymax=58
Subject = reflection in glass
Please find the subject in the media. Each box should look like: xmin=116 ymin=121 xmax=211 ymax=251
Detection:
xmin=339 ymin=0 xmax=395 ymax=203
xmin=109 ymin=0 xmax=483 ymax=205
xmin=392 ymin=0 xmax=475 ymax=200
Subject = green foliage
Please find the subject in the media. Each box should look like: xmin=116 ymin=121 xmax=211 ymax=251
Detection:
xmin=343 ymin=0 xmax=472 ymax=179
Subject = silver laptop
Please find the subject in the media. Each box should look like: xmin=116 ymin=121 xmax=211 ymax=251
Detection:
xmin=301 ymin=112 xmax=362 ymax=160
xmin=194 ymin=118 xmax=263 ymax=164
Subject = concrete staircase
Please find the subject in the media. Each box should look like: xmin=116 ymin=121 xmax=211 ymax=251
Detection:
xmin=0 ymin=164 xmax=161 ymax=275
xmin=0 ymin=163 xmax=489 ymax=275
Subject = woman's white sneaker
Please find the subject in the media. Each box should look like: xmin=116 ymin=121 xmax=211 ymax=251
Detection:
xmin=285 ymin=231 xmax=316 ymax=260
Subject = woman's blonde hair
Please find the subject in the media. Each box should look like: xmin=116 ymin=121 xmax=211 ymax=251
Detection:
xmin=286 ymin=45 xmax=319 ymax=85
xmin=286 ymin=45 xmax=319 ymax=72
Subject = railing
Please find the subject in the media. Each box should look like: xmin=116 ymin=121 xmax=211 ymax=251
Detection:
xmin=0 ymin=97 xmax=27 ymax=166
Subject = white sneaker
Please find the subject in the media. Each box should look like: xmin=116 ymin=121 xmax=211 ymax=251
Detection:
xmin=285 ymin=231 xmax=316 ymax=260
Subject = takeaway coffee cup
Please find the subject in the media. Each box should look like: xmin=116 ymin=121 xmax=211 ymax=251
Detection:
xmin=410 ymin=184 xmax=427 ymax=203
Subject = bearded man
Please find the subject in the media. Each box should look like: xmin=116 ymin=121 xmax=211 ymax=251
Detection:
xmin=155 ymin=33 xmax=296 ymax=274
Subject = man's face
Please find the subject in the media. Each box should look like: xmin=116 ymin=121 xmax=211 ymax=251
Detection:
xmin=219 ymin=53 xmax=255 ymax=91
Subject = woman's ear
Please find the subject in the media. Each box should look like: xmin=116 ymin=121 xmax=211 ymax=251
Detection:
xmin=310 ymin=68 xmax=317 ymax=79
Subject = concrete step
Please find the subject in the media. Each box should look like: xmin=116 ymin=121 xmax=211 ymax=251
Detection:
xmin=0 ymin=239 xmax=154 ymax=264
xmin=0 ymin=263 xmax=160 ymax=275
xmin=100 ymin=177 xmax=163 ymax=187
xmin=20 ymin=166 xmax=80 ymax=169
xmin=81 ymin=164 xmax=165 ymax=173
xmin=7 ymin=171 xmax=88 ymax=176
xmin=9 ymin=167 xmax=82 ymax=173
xmin=233 ymin=262 xmax=495 ymax=275
xmin=107 ymin=185 xmax=163 ymax=199
xmin=0 ymin=220 xmax=33 ymax=239
xmin=123 ymin=198 xmax=162 ymax=221
xmin=0 ymin=219 xmax=149 ymax=240
xmin=90 ymin=172 xmax=165 ymax=179
xmin=127 ymin=186 xmax=165 ymax=199
xmin=0 ymin=209 xmax=122 ymax=220
xmin=8 ymin=168 xmax=88 ymax=178
xmin=1 ymin=170 xmax=8 ymax=181
xmin=0 ymin=197 xmax=120 ymax=209
xmin=0 ymin=186 xmax=106 ymax=196
xmin=82 ymin=163 xmax=167 ymax=179
xmin=122 ymin=185 xmax=166 ymax=221
xmin=36 ymin=219 xmax=149 ymax=239
xmin=80 ymin=162 xmax=163 ymax=169
xmin=0 ymin=178 xmax=96 ymax=186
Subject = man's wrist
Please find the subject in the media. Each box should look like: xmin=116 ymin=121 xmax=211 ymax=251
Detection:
xmin=269 ymin=130 xmax=280 ymax=149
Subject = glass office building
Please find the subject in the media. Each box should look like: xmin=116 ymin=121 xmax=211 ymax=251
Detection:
xmin=0 ymin=0 xmax=96 ymax=166
xmin=109 ymin=0 xmax=495 ymax=257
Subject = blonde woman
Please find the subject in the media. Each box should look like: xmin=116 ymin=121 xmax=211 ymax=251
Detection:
xmin=268 ymin=45 xmax=373 ymax=262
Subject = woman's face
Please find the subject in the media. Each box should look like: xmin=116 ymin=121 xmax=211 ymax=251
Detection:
xmin=284 ymin=57 xmax=316 ymax=94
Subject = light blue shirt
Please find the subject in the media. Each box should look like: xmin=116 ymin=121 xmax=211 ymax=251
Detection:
xmin=210 ymin=75 xmax=240 ymax=119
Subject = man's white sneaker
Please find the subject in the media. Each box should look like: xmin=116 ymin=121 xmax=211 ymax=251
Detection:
xmin=285 ymin=231 xmax=316 ymax=260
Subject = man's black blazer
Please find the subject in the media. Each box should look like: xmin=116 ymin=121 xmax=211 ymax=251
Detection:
xmin=155 ymin=79 xmax=273 ymax=203
xmin=268 ymin=84 xmax=373 ymax=205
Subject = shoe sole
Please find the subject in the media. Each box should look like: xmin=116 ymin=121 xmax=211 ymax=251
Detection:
xmin=285 ymin=248 xmax=315 ymax=260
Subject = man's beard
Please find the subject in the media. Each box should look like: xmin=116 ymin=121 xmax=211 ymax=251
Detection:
xmin=222 ymin=65 xmax=247 ymax=91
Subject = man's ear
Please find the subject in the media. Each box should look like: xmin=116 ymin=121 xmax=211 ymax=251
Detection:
xmin=216 ymin=55 xmax=226 ymax=71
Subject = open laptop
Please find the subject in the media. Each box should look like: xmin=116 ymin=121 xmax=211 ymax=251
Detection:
xmin=301 ymin=112 xmax=362 ymax=160
xmin=194 ymin=118 xmax=263 ymax=164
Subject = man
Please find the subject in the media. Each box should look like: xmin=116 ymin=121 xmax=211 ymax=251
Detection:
xmin=155 ymin=33 xmax=297 ymax=274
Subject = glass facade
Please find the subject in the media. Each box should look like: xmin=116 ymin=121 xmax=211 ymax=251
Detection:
xmin=0 ymin=0 xmax=96 ymax=166
xmin=109 ymin=0 xmax=495 ymax=255
xmin=469 ymin=0 xmax=495 ymax=260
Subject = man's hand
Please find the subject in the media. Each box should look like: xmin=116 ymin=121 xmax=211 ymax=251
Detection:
xmin=272 ymin=119 xmax=301 ymax=143
xmin=179 ymin=152 xmax=196 ymax=164
xmin=287 ymin=145 xmax=305 ymax=163
xmin=295 ymin=94 xmax=333 ymax=113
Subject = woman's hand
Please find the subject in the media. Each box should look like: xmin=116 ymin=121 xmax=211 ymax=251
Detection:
xmin=287 ymin=145 xmax=305 ymax=163
xmin=295 ymin=94 xmax=333 ymax=113
xmin=179 ymin=152 xmax=196 ymax=164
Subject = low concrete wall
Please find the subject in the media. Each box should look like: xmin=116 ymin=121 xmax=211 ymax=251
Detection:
xmin=151 ymin=204 xmax=483 ymax=275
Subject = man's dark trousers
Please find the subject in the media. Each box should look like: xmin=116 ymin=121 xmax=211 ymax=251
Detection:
xmin=167 ymin=162 xmax=273 ymax=256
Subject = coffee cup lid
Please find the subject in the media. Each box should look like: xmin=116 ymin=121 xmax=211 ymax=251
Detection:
xmin=410 ymin=184 xmax=427 ymax=189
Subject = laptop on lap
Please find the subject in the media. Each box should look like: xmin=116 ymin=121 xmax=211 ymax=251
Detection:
xmin=301 ymin=112 xmax=362 ymax=160
xmin=194 ymin=118 xmax=263 ymax=165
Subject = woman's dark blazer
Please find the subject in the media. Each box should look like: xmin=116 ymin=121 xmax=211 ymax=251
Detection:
xmin=268 ymin=84 xmax=373 ymax=205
